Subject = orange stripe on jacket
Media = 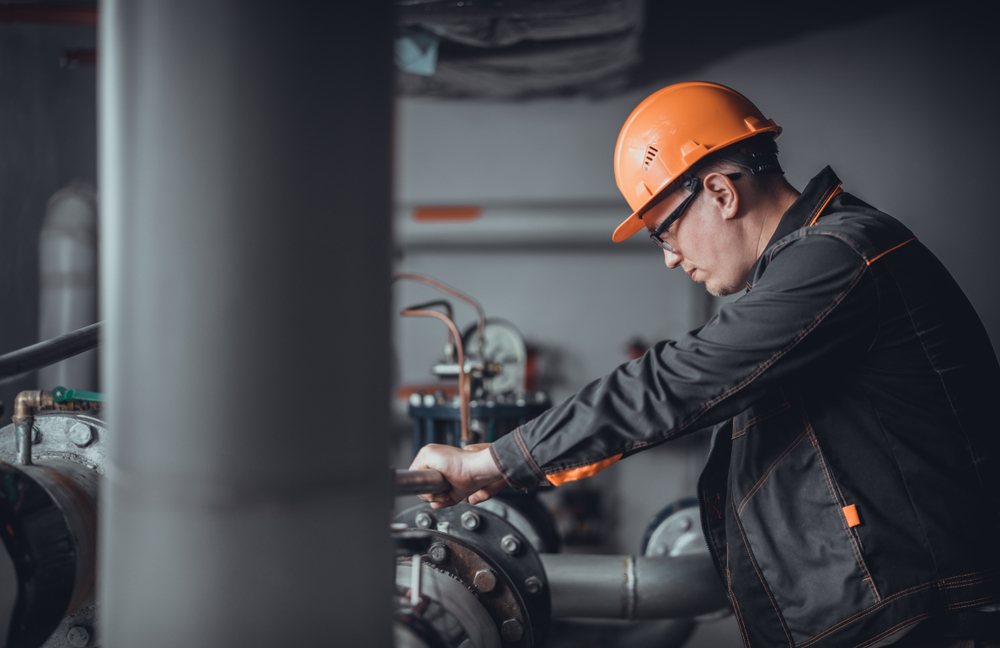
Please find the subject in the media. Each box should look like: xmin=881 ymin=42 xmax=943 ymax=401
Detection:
xmin=546 ymin=454 xmax=623 ymax=486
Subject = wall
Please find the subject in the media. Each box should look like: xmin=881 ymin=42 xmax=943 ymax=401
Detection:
xmin=394 ymin=3 xmax=998 ymax=645
xmin=0 ymin=21 xmax=97 ymax=424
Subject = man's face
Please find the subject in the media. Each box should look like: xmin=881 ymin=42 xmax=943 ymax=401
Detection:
xmin=643 ymin=175 xmax=749 ymax=297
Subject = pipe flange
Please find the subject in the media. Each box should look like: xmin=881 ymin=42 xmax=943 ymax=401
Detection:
xmin=396 ymin=505 xmax=550 ymax=646
xmin=394 ymin=529 xmax=531 ymax=648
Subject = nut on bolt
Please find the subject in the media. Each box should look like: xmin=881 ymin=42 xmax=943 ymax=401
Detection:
xmin=67 ymin=422 xmax=94 ymax=448
xmin=501 ymin=619 xmax=524 ymax=642
xmin=461 ymin=511 xmax=481 ymax=531
xmin=414 ymin=512 xmax=434 ymax=529
xmin=500 ymin=534 xmax=521 ymax=555
xmin=473 ymin=568 xmax=497 ymax=593
xmin=524 ymin=576 xmax=544 ymax=596
xmin=427 ymin=543 xmax=449 ymax=565
xmin=66 ymin=626 xmax=90 ymax=647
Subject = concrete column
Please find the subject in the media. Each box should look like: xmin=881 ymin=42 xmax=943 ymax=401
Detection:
xmin=98 ymin=2 xmax=393 ymax=646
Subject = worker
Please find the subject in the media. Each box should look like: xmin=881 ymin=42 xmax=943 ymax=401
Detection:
xmin=409 ymin=82 xmax=1000 ymax=648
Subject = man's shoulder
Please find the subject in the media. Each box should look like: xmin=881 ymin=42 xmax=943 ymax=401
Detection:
xmin=774 ymin=192 xmax=916 ymax=266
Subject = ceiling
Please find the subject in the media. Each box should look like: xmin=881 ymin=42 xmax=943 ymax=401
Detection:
xmin=396 ymin=0 xmax=924 ymax=100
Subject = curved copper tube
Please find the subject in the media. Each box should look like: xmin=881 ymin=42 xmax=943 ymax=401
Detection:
xmin=399 ymin=308 xmax=470 ymax=445
xmin=393 ymin=274 xmax=485 ymax=359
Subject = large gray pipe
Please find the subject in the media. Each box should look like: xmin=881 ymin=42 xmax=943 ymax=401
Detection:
xmin=540 ymin=554 xmax=729 ymax=620
xmin=98 ymin=2 xmax=393 ymax=647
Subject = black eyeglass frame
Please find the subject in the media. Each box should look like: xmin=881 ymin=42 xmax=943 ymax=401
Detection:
xmin=648 ymin=172 xmax=742 ymax=252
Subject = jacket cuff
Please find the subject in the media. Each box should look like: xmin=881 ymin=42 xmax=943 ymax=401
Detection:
xmin=490 ymin=427 xmax=552 ymax=489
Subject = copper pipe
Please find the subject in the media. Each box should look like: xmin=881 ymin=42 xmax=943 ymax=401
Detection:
xmin=400 ymin=308 xmax=470 ymax=445
xmin=394 ymin=274 xmax=486 ymax=359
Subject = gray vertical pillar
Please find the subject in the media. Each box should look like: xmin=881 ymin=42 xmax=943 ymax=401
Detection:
xmin=98 ymin=2 xmax=393 ymax=647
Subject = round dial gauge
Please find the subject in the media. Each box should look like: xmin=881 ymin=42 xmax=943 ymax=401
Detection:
xmin=462 ymin=318 xmax=527 ymax=394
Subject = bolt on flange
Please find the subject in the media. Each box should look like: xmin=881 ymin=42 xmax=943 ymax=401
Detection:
xmin=473 ymin=568 xmax=497 ymax=593
xmin=460 ymin=510 xmax=481 ymax=531
xmin=523 ymin=575 xmax=544 ymax=596
xmin=426 ymin=543 xmax=449 ymax=565
xmin=500 ymin=534 xmax=521 ymax=555
xmin=500 ymin=619 xmax=524 ymax=642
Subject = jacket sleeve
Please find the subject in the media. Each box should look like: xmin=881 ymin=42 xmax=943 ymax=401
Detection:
xmin=489 ymin=233 xmax=880 ymax=489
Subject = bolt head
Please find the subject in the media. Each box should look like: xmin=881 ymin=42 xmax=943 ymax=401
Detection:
xmin=500 ymin=619 xmax=524 ymax=642
xmin=473 ymin=568 xmax=497 ymax=593
xmin=500 ymin=534 xmax=521 ymax=555
xmin=414 ymin=512 xmax=433 ymax=529
xmin=67 ymin=422 xmax=94 ymax=448
xmin=427 ymin=543 xmax=448 ymax=565
xmin=461 ymin=511 xmax=481 ymax=531
xmin=66 ymin=626 xmax=90 ymax=647
xmin=524 ymin=576 xmax=544 ymax=596
xmin=674 ymin=516 xmax=692 ymax=532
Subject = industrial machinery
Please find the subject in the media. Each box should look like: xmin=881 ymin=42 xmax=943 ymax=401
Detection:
xmin=0 ymin=312 xmax=730 ymax=648
xmin=392 ymin=277 xmax=730 ymax=648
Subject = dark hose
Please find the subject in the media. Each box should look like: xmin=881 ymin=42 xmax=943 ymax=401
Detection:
xmin=0 ymin=322 xmax=101 ymax=379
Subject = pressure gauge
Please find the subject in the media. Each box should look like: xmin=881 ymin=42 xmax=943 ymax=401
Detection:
xmin=462 ymin=318 xmax=527 ymax=394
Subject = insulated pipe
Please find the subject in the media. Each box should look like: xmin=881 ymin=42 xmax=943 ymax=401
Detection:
xmin=540 ymin=554 xmax=729 ymax=620
xmin=38 ymin=182 xmax=99 ymax=392
xmin=98 ymin=2 xmax=394 ymax=647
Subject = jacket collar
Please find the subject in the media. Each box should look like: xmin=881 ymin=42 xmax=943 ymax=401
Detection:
xmin=745 ymin=166 xmax=843 ymax=286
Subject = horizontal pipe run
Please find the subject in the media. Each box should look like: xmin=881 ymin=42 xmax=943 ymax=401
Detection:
xmin=0 ymin=322 xmax=101 ymax=379
xmin=540 ymin=554 xmax=729 ymax=620
xmin=394 ymin=469 xmax=451 ymax=496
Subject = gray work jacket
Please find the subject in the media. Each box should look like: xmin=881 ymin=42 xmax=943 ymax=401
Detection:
xmin=491 ymin=167 xmax=1000 ymax=647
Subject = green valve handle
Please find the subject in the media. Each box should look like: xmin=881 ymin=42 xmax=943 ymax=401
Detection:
xmin=51 ymin=386 xmax=105 ymax=404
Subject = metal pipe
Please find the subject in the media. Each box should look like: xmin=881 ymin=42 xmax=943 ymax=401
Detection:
xmin=400 ymin=308 xmax=471 ymax=445
xmin=540 ymin=553 xmax=729 ymax=620
xmin=395 ymin=469 xmax=451 ymax=496
xmin=0 ymin=322 xmax=100 ymax=380
xmin=98 ymin=1 xmax=394 ymax=647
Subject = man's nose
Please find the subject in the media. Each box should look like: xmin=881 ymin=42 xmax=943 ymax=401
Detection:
xmin=664 ymin=248 xmax=682 ymax=268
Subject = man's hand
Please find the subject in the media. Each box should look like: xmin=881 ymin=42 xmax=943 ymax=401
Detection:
xmin=408 ymin=443 xmax=507 ymax=509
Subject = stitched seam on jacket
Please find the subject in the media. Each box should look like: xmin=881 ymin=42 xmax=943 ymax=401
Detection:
xmin=851 ymin=614 xmax=932 ymax=648
xmin=490 ymin=444 xmax=526 ymax=490
xmin=947 ymin=594 xmax=1000 ymax=611
xmin=731 ymin=497 xmax=794 ymax=648
xmin=514 ymin=429 xmax=549 ymax=484
xmin=727 ymin=542 xmax=752 ymax=648
xmin=808 ymin=427 xmax=880 ymax=602
xmin=626 ymin=258 xmax=870 ymax=454
xmin=542 ymin=454 xmax=619 ymax=473
xmin=736 ymin=428 xmax=810 ymax=516
xmin=807 ymin=183 xmax=843 ymax=227
xmin=732 ymin=389 xmax=792 ymax=439
xmin=796 ymin=568 xmax=998 ymax=647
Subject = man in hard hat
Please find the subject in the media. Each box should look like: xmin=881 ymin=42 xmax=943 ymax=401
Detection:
xmin=410 ymin=82 xmax=1000 ymax=647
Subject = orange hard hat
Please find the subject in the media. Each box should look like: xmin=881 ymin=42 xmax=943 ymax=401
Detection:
xmin=612 ymin=82 xmax=781 ymax=242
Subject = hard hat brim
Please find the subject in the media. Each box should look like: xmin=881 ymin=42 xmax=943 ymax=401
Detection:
xmin=612 ymin=211 xmax=649 ymax=243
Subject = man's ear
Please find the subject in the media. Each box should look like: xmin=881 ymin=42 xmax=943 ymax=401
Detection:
xmin=703 ymin=172 xmax=739 ymax=221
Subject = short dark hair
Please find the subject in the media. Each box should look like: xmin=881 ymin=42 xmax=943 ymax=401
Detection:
xmin=692 ymin=133 xmax=783 ymax=190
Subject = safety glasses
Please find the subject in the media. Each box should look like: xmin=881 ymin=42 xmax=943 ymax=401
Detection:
xmin=649 ymin=173 xmax=741 ymax=252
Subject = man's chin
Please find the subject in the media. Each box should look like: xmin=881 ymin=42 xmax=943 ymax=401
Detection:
xmin=706 ymin=282 xmax=735 ymax=298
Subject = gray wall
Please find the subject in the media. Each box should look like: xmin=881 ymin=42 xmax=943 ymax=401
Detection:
xmin=0 ymin=21 xmax=97 ymax=424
